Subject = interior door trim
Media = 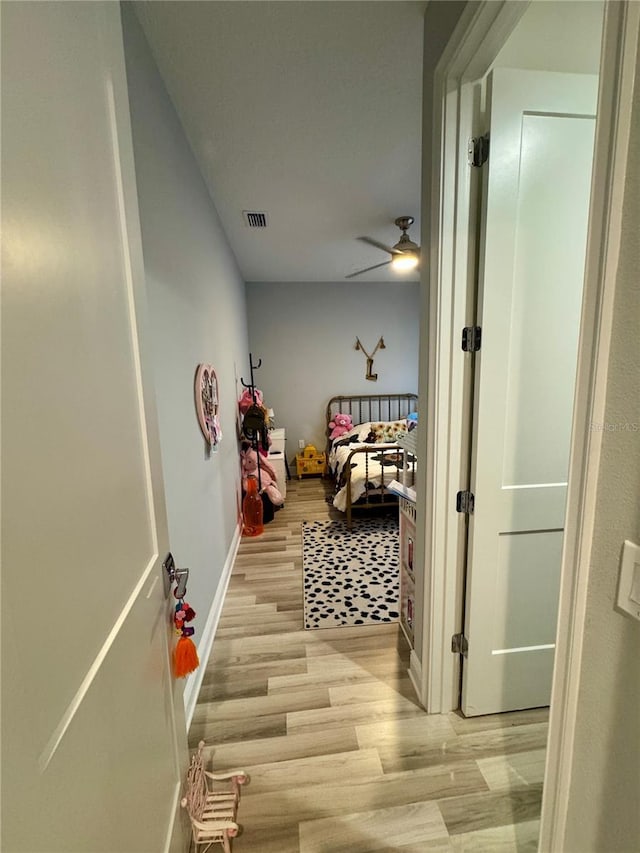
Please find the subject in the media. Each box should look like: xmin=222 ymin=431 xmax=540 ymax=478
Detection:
xmin=419 ymin=2 xmax=637 ymax=852
xmin=415 ymin=0 xmax=529 ymax=716
xmin=539 ymin=3 xmax=640 ymax=849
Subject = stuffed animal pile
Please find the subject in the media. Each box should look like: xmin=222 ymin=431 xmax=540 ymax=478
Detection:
xmin=328 ymin=412 xmax=353 ymax=439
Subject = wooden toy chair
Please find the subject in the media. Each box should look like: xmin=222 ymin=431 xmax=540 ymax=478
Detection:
xmin=181 ymin=740 xmax=248 ymax=853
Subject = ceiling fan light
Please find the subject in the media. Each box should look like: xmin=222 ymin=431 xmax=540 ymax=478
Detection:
xmin=391 ymin=252 xmax=419 ymax=272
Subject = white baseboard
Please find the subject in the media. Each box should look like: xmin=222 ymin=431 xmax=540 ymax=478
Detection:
xmin=183 ymin=522 xmax=241 ymax=729
xmin=408 ymin=648 xmax=424 ymax=709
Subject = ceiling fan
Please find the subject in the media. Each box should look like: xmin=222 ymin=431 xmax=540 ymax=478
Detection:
xmin=346 ymin=216 xmax=420 ymax=279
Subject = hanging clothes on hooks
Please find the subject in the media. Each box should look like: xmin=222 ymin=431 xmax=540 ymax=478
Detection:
xmin=238 ymin=354 xmax=282 ymax=525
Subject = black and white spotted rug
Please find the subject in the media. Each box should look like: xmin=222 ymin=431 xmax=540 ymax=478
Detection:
xmin=302 ymin=517 xmax=400 ymax=629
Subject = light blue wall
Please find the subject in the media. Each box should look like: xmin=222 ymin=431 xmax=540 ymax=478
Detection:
xmin=246 ymin=281 xmax=419 ymax=460
xmin=122 ymin=7 xmax=248 ymax=661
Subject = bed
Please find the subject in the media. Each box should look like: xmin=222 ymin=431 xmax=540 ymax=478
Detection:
xmin=326 ymin=393 xmax=418 ymax=529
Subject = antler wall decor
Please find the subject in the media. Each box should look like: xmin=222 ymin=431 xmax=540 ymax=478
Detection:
xmin=355 ymin=336 xmax=386 ymax=381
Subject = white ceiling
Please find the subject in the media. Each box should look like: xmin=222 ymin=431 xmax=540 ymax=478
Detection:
xmin=135 ymin=1 xmax=427 ymax=284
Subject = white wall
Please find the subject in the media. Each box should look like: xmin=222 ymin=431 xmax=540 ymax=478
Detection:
xmin=563 ymin=48 xmax=640 ymax=853
xmin=493 ymin=1 xmax=603 ymax=75
xmin=246 ymin=281 xmax=419 ymax=457
xmin=122 ymin=7 xmax=249 ymax=674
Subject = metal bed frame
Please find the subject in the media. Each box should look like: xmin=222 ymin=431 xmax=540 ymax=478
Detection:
xmin=325 ymin=393 xmax=418 ymax=529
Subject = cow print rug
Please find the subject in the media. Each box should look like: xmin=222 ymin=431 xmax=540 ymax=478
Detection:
xmin=302 ymin=517 xmax=400 ymax=629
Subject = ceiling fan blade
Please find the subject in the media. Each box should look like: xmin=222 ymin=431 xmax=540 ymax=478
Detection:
xmin=357 ymin=236 xmax=400 ymax=256
xmin=345 ymin=260 xmax=392 ymax=279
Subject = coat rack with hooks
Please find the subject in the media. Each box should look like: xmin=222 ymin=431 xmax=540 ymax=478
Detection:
xmin=240 ymin=353 xmax=264 ymax=490
xmin=240 ymin=353 xmax=262 ymax=402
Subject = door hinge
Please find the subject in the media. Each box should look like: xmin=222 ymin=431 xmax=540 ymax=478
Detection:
xmin=462 ymin=326 xmax=482 ymax=352
xmin=468 ymin=134 xmax=490 ymax=167
xmin=456 ymin=490 xmax=475 ymax=514
xmin=451 ymin=632 xmax=469 ymax=655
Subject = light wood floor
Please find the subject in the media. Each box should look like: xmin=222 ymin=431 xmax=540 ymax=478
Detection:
xmin=190 ymin=478 xmax=548 ymax=852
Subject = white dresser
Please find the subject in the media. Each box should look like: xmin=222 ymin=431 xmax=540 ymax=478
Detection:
xmin=267 ymin=428 xmax=287 ymax=499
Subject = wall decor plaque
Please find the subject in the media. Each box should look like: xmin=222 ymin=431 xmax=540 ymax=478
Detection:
xmin=195 ymin=363 xmax=221 ymax=446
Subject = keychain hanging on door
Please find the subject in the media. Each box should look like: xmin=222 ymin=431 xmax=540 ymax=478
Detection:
xmin=162 ymin=552 xmax=200 ymax=678
xmin=173 ymin=598 xmax=199 ymax=678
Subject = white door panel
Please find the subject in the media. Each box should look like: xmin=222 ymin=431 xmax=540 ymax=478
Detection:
xmin=462 ymin=69 xmax=597 ymax=716
xmin=2 ymin=3 xmax=187 ymax=849
xmin=501 ymin=112 xmax=595 ymax=487
xmin=500 ymin=488 xmax=568 ymax=531
xmin=491 ymin=530 xmax=563 ymax=651
xmin=36 ymin=578 xmax=180 ymax=850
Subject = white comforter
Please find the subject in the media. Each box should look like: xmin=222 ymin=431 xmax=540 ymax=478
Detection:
xmin=329 ymin=438 xmax=408 ymax=512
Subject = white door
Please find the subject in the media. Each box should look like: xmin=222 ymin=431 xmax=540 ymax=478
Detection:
xmin=461 ymin=69 xmax=598 ymax=716
xmin=2 ymin=3 xmax=188 ymax=851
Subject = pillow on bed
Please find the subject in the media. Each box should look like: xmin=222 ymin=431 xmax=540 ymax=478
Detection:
xmin=331 ymin=421 xmax=373 ymax=447
xmin=331 ymin=419 xmax=408 ymax=447
xmin=365 ymin=420 xmax=407 ymax=443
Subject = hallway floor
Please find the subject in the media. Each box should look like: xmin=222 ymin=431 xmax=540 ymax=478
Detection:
xmin=189 ymin=478 xmax=547 ymax=852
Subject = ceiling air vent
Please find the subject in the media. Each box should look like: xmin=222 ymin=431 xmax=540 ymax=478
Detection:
xmin=243 ymin=211 xmax=268 ymax=228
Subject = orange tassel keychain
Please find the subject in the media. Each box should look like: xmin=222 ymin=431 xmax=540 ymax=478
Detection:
xmin=173 ymin=599 xmax=200 ymax=678
xmin=174 ymin=634 xmax=199 ymax=678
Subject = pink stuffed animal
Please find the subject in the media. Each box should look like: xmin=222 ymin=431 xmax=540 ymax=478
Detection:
xmin=329 ymin=413 xmax=353 ymax=439
xmin=241 ymin=447 xmax=284 ymax=506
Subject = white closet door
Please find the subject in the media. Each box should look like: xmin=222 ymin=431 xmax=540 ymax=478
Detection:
xmin=461 ymin=68 xmax=597 ymax=716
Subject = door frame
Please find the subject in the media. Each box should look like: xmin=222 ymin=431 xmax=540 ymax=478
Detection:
xmin=419 ymin=0 xmax=639 ymax=847
xmin=417 ymin=0 xmax=529 ymax=716
xmin=538 ymin=4 xmax=639 ymax=848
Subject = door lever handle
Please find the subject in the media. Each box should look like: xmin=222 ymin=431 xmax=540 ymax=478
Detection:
xmin=163 ymin=553 xmax=190 ymax=599
xmin=173 ymin=567 xmax=189 ymax=599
